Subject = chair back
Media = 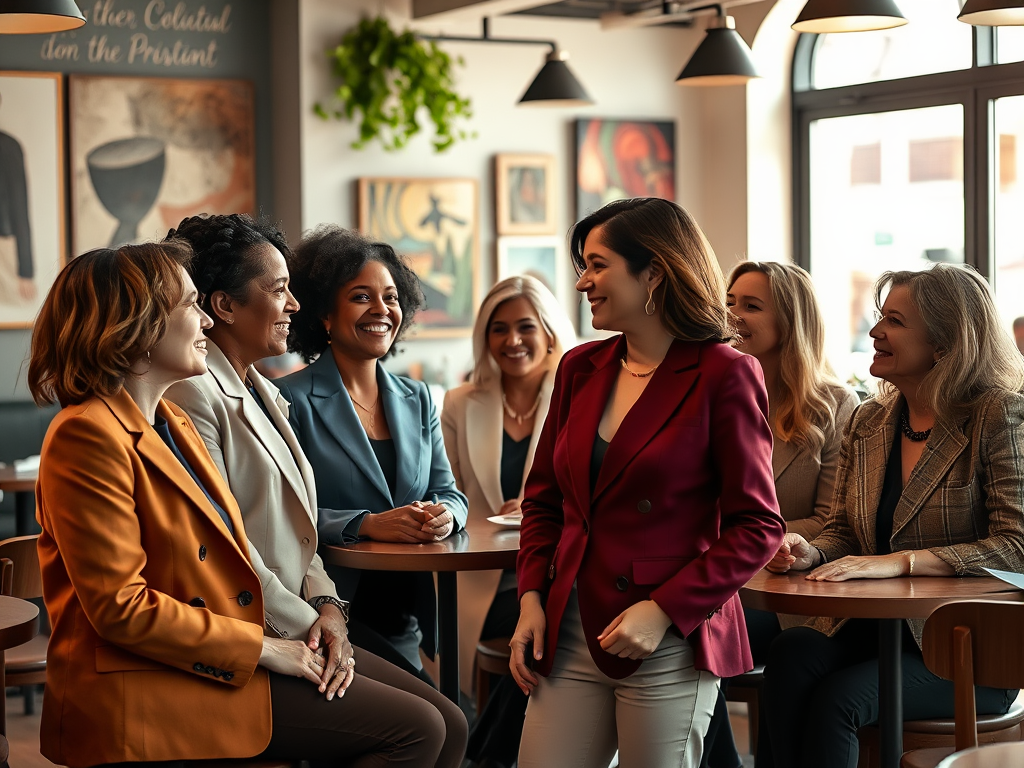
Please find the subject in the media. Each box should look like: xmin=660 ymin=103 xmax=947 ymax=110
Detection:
xmin=0 ymin=536 xmax=42 ymax=599
xmin=921 ymin=600 xmax=1024 ymax=752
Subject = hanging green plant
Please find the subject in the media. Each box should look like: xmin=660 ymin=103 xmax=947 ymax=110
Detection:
xmin=315 ymin=16 xmax=474 ymax=153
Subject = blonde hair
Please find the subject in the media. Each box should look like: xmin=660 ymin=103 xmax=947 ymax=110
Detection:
xmin=875 ymin=264 xmax=1024 ymax=418
xmin=471 ymin=275 xmax=576 ymax=387
xmin=728 ymin=261 xmax=841 ymax=452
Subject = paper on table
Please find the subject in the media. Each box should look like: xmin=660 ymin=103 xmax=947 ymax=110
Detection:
xmin=983 ymin=567 xmax=1024 ymax=590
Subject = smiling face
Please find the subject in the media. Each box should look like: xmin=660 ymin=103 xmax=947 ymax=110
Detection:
xmin=147 ymin=266 xmax=214 ymax=383
xmin=324 ymin=260 xmax=402 ymax=361
xmin=487 ymin=296 xmax=552 ymax=385
xmin=575 ymin=225 xmax=651 ymax=333
xmin=869 ymin=284 xmax=939 ymax=391
xmin=727 ymin=270 xmax=782 ymax=365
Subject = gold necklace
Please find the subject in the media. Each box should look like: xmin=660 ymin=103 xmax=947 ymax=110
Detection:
xmin=620 ymin=356 xmax=658 ymax=378
xmin=350 ymin=390 xmax=380 ymax=433
xmin=501 ymin=390 xmax=541 ymax=425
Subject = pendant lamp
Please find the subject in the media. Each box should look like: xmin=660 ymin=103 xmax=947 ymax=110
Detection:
xmin=0 ymin=0 xmax=86 ymax=33
xmin=676 ymin=12 xmax=760 ymax=86
xmin=518 ymin=49 xmax=593 ymax=106
xmin=958 ymin=0 xmax=1024 ymax=26
xmin=792 ymin=0 xmax=907 ymax=33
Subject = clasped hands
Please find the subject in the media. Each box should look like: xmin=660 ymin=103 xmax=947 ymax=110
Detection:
xmin=767 ymin=533 xmax=910 ymax=581
xmin=259 ymin=602 xmax=355 ymax=701
xmin=360 ymin=500 xmax=454 ymax=543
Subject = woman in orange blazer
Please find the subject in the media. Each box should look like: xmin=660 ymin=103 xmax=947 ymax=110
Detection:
xmin=29 ymin=242 xmax=463 ymax=768
xmin=510 ymin=199 xmax=786 ymax=768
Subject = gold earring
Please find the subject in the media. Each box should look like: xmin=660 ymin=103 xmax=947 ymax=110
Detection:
xmin=645 ymin=287 xmax=656 ymax=316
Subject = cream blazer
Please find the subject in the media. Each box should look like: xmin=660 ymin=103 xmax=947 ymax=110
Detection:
xmin=441 ymin=374 xmax=553 ymax=695
xmin=167 ymin=342 xmax=338 ymax=640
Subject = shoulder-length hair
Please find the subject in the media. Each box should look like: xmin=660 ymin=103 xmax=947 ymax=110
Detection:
xmin=29 ymin=242 xmax=192 ymax=408
xmin=470 ymin=275 xmax=577 ymax=387
xmin=569 ymin=198 xmax=732 ymax=343
xmin=728 ymin=261 xmax=841 ymax=452
xmin=875 ymin=263 xmax=1024 ymax=418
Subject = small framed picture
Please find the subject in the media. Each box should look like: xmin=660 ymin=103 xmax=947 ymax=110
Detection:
xmin=497 ymin=236 xmax=565 ymax=302
xmin=494 ymin=153 xmax=556 ymax=235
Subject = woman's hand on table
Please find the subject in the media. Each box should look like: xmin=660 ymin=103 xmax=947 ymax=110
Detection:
xmin=598 ymin=600 xmax=673 ymax=660
xmin=413 ymin=501 xmax=454 ymax=540
xmin=766 ymin=533 xmax=817 ymax=573
xmin=361 ymin=506 xmax=441 ymax=543
xmin=510 ymin=591 xmax=546 ymax=696
xmin=307 ymin=603 xmax=356 ymax=700
xmin=259 ymin=636 xmax=327 ymax=685
xmin=498 ymin=499 xmax=522 ymax=518
xmin=806 ymin=551 xmax=954 ymax=581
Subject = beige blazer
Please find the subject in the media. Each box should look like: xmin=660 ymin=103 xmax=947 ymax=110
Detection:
xmin=441 ymin=374 xmax=553 ymax=694
xmin=810 ymin=389 xmax=1024 ymax=647
xmin=167 ymin=342 xmax=338 ymax=640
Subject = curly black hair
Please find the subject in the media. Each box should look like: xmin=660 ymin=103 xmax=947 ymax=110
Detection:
xmin=165 ymin=213 xmax=291 ymax=315
xmin=288 ymin=224 xmax=424 ymax=362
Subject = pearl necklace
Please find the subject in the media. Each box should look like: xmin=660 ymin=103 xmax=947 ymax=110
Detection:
xmin=501 ymin=390 xmax=542 ymax=425
xmin=620 ymin=356 xmax=658 ymax=378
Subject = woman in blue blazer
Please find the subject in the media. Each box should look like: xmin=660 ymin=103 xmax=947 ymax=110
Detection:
xmin=277 ymin=225 xmax=468 ymax=681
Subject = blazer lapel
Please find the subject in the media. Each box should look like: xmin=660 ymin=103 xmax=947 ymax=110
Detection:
xmin=380 ymin=366 xmax=420 ymax=506
xmin=772 ymin=437 xmax=801 ymax=481
xmin=308 ymin=355 xmax=392 ymax=504
xmin=850 ymin=399 xmax=899 ymax=554
xmin=466 ymin=384 xmax=504 ymax=513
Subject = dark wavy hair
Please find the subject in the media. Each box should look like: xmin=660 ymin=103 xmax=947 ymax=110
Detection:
xmin=165 ymin=213 xmax=290 ymax=319
xmin=287 ymin=225 xmax=424 ymax=362
xmin=29 ymin=242 xmax=192 ymax=407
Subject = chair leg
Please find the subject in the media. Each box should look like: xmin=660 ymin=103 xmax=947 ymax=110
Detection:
xmin=21 ymin=686 xmax=33 ymax=716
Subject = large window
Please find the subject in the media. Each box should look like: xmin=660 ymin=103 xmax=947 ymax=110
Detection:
xmin=794 ymin=1 xmax=1024 ymax=384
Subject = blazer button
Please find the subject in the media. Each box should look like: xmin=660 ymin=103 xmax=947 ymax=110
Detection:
xmin=616 ymin=576 xmax=629 ymax=591
xmin=223 ymin=671 xmax=234 ymax=682
xmin=198 ymin=545 xmax=207 ymax=561
xmin=302 ymin=537 xmax=310 ymax=545
xmin=637 ymin=500 xmax=652 ymax=514
xmin=205 ymin=665 xmax=216 ymax=675
xmin=237 ymin=590 xmax=254 ymax=607
xmin=193 ymin=662 xmax=205 ymax=672
xmin=189 ymin=597 xmax=206 ymax=608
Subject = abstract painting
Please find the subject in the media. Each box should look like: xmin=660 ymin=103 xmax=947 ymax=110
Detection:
xmin=0 ymin=71 xmax=65 ymax=329
xmin=496 ymin=236 xmax=565 ymax=302
xmin=495 ymin=153 xmax=556 ymax=235
xmin=575 ymin=119 xmax=676 ymax=218
xmin=69 ymin=75 xmax=255 ymax=254
xmin=358 ymin=178 xmax=479 ymax=337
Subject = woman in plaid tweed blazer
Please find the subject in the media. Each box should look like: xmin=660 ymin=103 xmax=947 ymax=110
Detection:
xmin=759 ymin=264 xmax=1024 ymax=768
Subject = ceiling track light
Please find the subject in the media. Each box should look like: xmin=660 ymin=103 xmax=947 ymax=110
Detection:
xmin=958 ymin=0 xmax=1024 ymax=26
xmin=676 ymin=5 xmax=760 ymax=86
xmin=420 ymin=18 xmax=593 ymax=107
xmin=0 ymin=0 xmax=86 ymax=34
xmin=792 ymin=0 xmax=908 ymax=33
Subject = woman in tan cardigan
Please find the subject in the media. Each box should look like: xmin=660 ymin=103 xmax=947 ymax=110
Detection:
xmin=762 ymin=264 xmax=1024 ymax=768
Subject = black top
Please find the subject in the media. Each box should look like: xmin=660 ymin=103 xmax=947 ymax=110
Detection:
xmin=500 ymin=430 xmax=531 ymax=502
xmin=875 ymin=427 xmax=903 ymax=555
xmin=369 ymin=438 xmax=398 ymax=498
xmin=590 ymin=434 xmax=610 ymax=495
xmin=153 ymin=416 xmax=234 ymax=534
xmin=247 ymin=383 xmax=279 ymax=434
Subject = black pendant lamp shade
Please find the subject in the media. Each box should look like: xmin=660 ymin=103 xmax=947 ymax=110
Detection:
xmin=676 ymin=14 xmax=760 ymax=86
xmin=792 ymin=0 xmax=908 ymax=33
xmin=959 ymin=0 xmax=1024 ymax=26
xmin=518 ymin=49 xmax=593 ymax=107
xmin=0 ymin=0 xmax=86 ymax=33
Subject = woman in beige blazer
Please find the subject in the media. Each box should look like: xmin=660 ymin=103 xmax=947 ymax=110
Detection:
xmin=763 ymin=264 xmax=1024 ymax=768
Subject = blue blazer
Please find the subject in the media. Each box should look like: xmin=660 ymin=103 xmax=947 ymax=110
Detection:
xmin=275 ymin=353 xmax=468 ymax=656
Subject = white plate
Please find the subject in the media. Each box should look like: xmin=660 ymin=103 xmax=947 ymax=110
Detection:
xmin=487 ymin=514 xmax=522 ymax=527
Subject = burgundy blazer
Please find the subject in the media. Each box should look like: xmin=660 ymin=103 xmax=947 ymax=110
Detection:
xmin=517 ymin=335 xmax=785 ymax=680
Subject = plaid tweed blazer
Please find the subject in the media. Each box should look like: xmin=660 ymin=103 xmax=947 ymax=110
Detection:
xmin=808 ymin=388 xmax=1024 ymax=647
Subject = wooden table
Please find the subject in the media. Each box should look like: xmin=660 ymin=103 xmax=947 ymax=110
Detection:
xmin=741 ymin=571 xmax=1024 ymax=768
xmin=0 ymin=595 xmax=39 ymax=735
xmin=0 ymin=467 xmax=37 ymax=537
xmin=321 ymin=519 xmax=520 ymax=702
xmin=935 ymin=741 xmax=1024 ymax=767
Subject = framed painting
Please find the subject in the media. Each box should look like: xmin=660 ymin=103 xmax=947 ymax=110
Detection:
xmin=69 ymin=75 xmax=255 ymax=254
xmin=496 ymin=236 xmax=565 ymax=302
xmin=574 ymin=118 xmax=676 ymax=219
xmin=0 ymin=71 xmax=65 ymax=329
xmin=494 ymin=153 xmax=556 ymax=235
xmin=358 ymin=177 xmax=479 ymax=337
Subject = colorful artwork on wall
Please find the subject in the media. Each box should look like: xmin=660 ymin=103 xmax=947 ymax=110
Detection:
xmin=358 ymin=177 xmax=479 ymax=337
xmin=574 ymin=118 xmax=676 ymax=218
xmin=494 ymin=153 xmax=556 ymax=235
xmin=69 ymin=75 xmax=255 ymax=253
xmin=496 ymin=235 xmax=565 ymax=301
xmin=0 ymin=71 xmax=65 ymax=329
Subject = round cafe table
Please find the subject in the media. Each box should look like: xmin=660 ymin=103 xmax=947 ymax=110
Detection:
xmin=0 ymin=595 xmax=39 ymax=735
xmin=321 ymin=518 xmax=519 ymax=703
xmin=740 ymin=570 xmax=1024 ymax=768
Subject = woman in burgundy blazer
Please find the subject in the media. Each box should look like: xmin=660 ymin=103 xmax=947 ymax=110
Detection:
xmin=510 ymin=198 xmax=786 ymax=768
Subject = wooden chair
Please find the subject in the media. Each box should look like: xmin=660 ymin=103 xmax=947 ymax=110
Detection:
xmin=725 ymin=666 xmax=764 ymax=754
xmin=475 ymin=637 xmax=513 ymax=716
xmin=934 ymin=741 xmax=1024 ymax=768
xmin=885 ymin=600 xmax=1024 ymax=768
xmin=0 ymin=535 xmax=46 ymax=720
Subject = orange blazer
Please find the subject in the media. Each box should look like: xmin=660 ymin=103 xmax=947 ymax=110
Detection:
xmin=36 ymin=390 xmax=271 ymax=768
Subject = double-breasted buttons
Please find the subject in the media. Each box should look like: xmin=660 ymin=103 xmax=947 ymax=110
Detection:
xmin=637 ymin=500 xmax=652 ymax=514
xmin=193 ymin=662 xmax=205 ymax=672
xmin=189 ymin=597 xmax=206 ymax=608
xmin=223 ymin=671 xmax=234 ymax=681
xmin=198 ymin=545 xmax=207 ymax=561
xmin=194 ymin=662 xmax=233 ymax=680
xmin=615 ymin=576 xmax=629 ymax=592
xmin=237 ymin=590 xmax=254 ymax=607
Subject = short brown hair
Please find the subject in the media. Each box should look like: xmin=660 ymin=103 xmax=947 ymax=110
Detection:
xmin=29 ymin=242 xmax=192 ymax=407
